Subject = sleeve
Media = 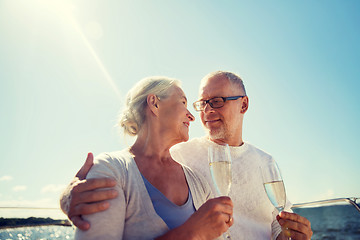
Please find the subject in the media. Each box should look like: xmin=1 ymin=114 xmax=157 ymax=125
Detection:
xmin=271 ymin=200 xmax=293 ymax=240
xmin=74 ymin=153 xmax=126 ymax=240
xmin=59 ymin=179 xmax=76 ymax=216
xmin=271 ymin=211 xmax=282 ymax=240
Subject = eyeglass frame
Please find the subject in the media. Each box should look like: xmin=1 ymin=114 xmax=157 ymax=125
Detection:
xmin=193 ymin=95 xmax=246 ymax=112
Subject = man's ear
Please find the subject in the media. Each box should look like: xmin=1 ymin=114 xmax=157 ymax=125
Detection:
xmin=147 ymin=94 xmax=159 ymax=115
xmin=240 ymin=96 xmax=249 ymax=114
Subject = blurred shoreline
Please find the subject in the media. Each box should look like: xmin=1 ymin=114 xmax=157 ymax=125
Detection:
xmin=0 ymin=217 xmax=71 ymax=229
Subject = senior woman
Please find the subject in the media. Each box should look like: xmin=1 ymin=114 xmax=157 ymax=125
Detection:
xmin=74 ymin=76 xmax=233 ymax=240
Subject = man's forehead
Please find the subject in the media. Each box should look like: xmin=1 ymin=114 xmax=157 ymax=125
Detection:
xmin=198 ymin=76 xmax=232 ymax=98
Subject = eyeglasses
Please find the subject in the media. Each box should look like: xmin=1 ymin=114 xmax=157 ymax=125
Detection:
xmin=193 ymin=95 xmax=245 ymax=112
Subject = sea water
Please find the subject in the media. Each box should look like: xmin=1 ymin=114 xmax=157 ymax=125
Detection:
xmin=1 ymin=205 xmax=359 ymax=240
xmin=293 ymin=204 xmax=360 ymax=240
xmin=0 ymin=226 xmax=74 ymax=240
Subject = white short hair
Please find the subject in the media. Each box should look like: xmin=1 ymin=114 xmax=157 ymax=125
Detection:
xmin=202 ymin=71 xmax=246 ymax=96
xmin=119 ymin=76 xmax=181 ymax=136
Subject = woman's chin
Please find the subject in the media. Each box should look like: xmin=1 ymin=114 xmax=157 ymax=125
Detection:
xmin=175 ymin=134 xmax=189 ymax=144
xmin=183 ymin=135 xmax=189 ymax=142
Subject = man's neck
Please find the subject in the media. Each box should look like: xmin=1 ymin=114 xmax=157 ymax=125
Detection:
xmin=208 ymin=136 xmax=244 ymax=147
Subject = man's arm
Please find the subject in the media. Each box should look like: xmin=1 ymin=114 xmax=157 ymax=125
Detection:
xmin=59 ymin=153 xmax=118 ymax=230
xmin=276 ymin=212 xmax=313 ymax=240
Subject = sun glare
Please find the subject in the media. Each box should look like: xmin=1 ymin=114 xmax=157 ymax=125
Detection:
xmin=7 ymin=0 xmax=122 ymax=100
xmin=42 ymin=0 xmax=123 ymax=99
xmin=35 ymin=0 xmax=76 ymax=19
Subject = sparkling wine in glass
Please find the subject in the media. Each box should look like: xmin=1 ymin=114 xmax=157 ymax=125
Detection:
xmin=208 ymin=143 xmax=232 ymax=239
xmin=261 ymin=161 xmax=291 ymax=239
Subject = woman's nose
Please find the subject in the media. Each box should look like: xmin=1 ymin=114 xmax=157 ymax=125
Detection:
xmin=187 ymin=111 xmax=195 ymax=121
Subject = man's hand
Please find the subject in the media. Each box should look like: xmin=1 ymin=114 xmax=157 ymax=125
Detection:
xmin=276 ymin=211 xmax=313 ymax=240
xmin=59 ymin=153 xmax=118 ymax=230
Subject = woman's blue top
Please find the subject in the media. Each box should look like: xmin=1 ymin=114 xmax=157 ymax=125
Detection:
xmin=141 ymin=174 xmax=196 ymax=229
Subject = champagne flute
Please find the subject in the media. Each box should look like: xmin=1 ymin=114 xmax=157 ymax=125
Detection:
xmin=208 ymin=143 xmax=232 ymax=240
xmin=260 ymin=161 xmax=291 ymax=239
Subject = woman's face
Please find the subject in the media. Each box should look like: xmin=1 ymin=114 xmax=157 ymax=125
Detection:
xmin=158 ymin=86 xmax=195 ymax=144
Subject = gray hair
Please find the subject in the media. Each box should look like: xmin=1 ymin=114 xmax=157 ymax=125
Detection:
xmin=202 ymin=71 xmax=246 ymax=96
xmin=119 ymin=76 xmax=181 ymax=136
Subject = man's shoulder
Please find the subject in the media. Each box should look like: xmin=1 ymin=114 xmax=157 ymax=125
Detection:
xmin=244 ymin=142 xmax=274 ymax=160
xmin=179 ymin=136 xmax=206 ymax=146
xmin=170 ymin=137 xmax=208 ymax=166
xmin=171 ymin=137 xmax=206 ymax=152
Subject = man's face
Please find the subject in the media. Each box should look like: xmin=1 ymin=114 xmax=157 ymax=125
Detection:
xmin=198 ymin=75 xmax=247 ymax=144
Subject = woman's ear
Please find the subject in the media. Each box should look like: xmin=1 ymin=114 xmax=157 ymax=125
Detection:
xmin=240 ymin=96 xmax=249 ymax=114
xmin=147 ymin=94 xmax=159 ymax=115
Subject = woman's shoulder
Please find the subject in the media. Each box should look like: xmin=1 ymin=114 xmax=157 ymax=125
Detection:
xmin=94 ymin=149 xmax=132 ymax=164
xmin=88 ymin=148 xmax=134 ymax=180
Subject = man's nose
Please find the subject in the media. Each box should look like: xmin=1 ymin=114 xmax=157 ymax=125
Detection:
xmin=203 ymin=102 xmax=215 ymax=113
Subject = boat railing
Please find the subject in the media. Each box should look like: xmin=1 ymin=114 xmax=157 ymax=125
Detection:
xmin=292 ymin=197 xmax=360 ymax=213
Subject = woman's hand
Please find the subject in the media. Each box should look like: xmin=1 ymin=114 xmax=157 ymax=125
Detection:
xmin=157 ymin=196 xmax=233 ymax=240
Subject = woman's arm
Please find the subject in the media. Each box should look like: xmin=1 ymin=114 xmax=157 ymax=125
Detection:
xmin=74 ymin=156 xmax=126 ymax=240
xmin=59 ymin=152 xmax=118 ymax=230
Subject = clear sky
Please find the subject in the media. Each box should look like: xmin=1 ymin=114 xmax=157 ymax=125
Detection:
xmin=0 ymin=0 xmax=359 ymax=219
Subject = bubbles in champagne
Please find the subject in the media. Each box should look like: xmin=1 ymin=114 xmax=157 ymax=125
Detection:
xmin=209 ymin=161 xmax=232 ymax=196
xmin=264 ymin=180 xmax=286 ymax=211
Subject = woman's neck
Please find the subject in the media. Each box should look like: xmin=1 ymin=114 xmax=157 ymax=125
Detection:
xmin=130 ymin=128 xmax=174 ymax=164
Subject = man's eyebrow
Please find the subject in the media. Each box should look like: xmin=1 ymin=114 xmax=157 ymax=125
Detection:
xmin=198 ymin=96 xmax=218 ymax=101
xmin=182 ymin=96 xmax=187 ymax=102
